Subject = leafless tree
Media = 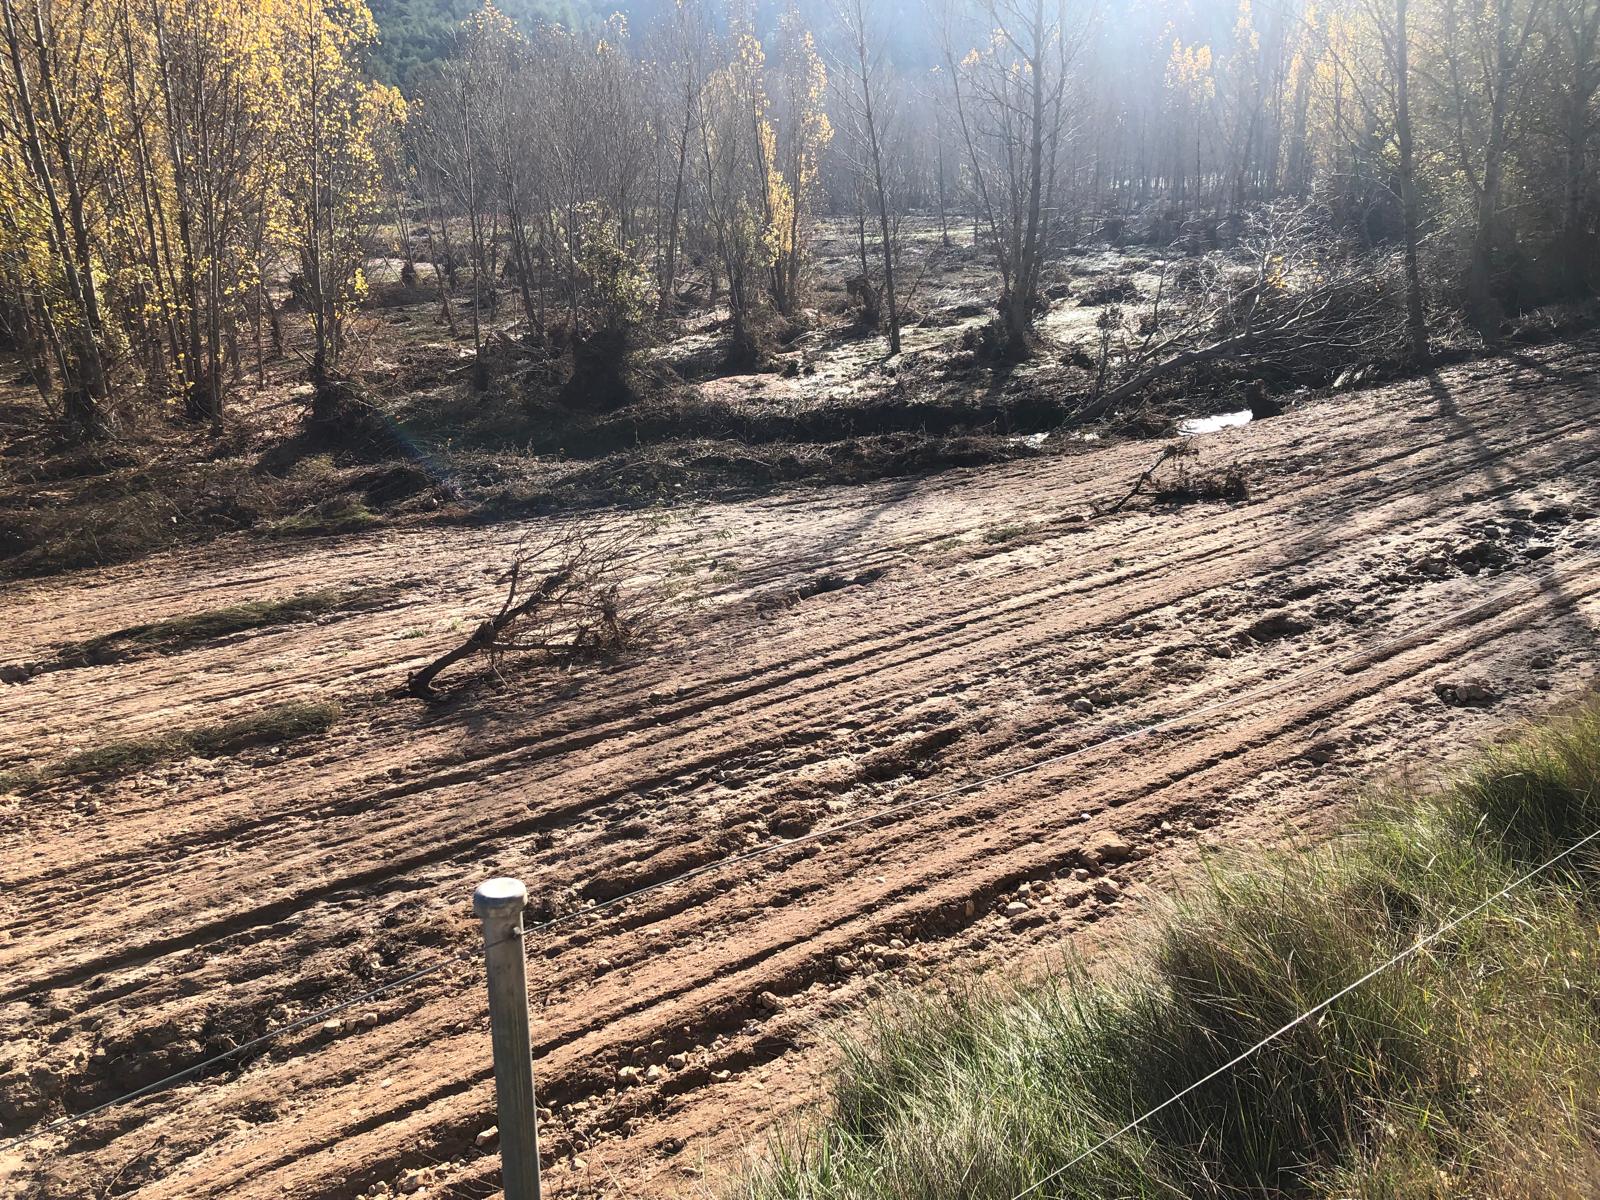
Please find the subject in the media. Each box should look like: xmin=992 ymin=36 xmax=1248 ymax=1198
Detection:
xmin=944 ymin=0 xmax=1085 ymax=350
xmin=1081 ymin=201 xmax=1406 ymax=418
xmin=831 ymin=0 xmax=903 ymax=352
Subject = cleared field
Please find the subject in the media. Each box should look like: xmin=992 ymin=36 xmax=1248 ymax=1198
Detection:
xmin=2 ymin=338 xmax=1599 ymax=1199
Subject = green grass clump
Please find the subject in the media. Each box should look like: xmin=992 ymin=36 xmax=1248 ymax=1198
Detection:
xmin=269 ymin=497 xmax=381 ymax=537
xmin=744 ymin=701 xmax=1600 ymax=1200
xmin=22 ymin=700 xmax=341 ymax=790
xmin=983 ymin=523 xmax=1029 ymax=545
xmin=60 ymin=589 xmax=381 ymax=664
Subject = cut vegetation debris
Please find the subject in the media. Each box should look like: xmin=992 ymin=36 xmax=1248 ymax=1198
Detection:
xmin=1 ymin=701 xmax=341 ymax=794
xmin=744 ymin=699 xmax=1600 ymax=1200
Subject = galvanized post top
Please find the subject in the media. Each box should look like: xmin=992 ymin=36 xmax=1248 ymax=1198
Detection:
xmin=473 ymin=877 xmax=528 ymax=918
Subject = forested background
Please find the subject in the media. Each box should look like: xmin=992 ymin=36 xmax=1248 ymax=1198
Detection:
xmin=2 ymin=0 xmax=1597 ymax=444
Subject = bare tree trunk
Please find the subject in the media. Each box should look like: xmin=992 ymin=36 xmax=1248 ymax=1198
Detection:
xmin=2 ymin=0 xmax=107 ymax=432
xmin=1394 ymin=0 xmax=1430 ymax=363
xmin=845 ymin=0 xmax=900 ymax=353
xmin=661 ymin=75 xmax=693 ymax=315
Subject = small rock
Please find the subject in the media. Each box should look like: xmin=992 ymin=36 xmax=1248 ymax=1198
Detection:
xmin=1081 ymin=830 xmax=1133 ymax=866
xmin=320 ymin=1019 xmax=343 ymax=1038
xmin=711 ymin=1069 xmax=731 ymax=1082
xmin=756 ymin=991 xmax=785 ymax=1013
xmin=1004 ymin=901 xmax=1030 ymax=916
xmin=617 ymin=1065 xmax=642 ymax=1085
xmin=1094 ymin=878 xmax=1121 ymax=900
xmin=667 ymin=1052 xmax=689 ymax=1069
xmin=1072 ymin=867 xmax=1091 ymax=882
xmin=1303 ymin=740 xmax=1340 ymax=764
xmin=1435 ymin=679 xmax=1497 ymax=707
xmin=645 ymin=1065 xmax=665 ymax=1082
xmin=1072 ymin=697 xmax=1095 ymax=714
xmin=358 ymin=1011 xmax=379 ymax=1028
xmin=1056 ymin=882 xmax=1093 ymax=907
xmin=475 ymin=1127 xmax=498 ymax=1148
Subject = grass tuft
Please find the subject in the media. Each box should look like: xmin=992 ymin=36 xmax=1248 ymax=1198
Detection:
xmin=14 ymin=700 xmax=341 ymax=791
xmin=58 ymin=588 xmax=385 ymax=665
xmin=742 ymin=698 xmax=1600 ymax=1200
xmin=269 ymin=497 xmax=381 ymax=537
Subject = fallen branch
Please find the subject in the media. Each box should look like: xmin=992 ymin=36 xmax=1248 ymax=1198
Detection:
xmin=406 ymin=526 xmax=644 ymax=701
xmin=1102 ymin=443 xmax=1187 ymax=515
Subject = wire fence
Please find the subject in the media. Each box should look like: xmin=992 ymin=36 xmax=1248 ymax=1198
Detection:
xmin=1 ymin=542 xmax=1594 ymax=1186
xmin=1005 ymin=823 xmax=1600 ymax=1200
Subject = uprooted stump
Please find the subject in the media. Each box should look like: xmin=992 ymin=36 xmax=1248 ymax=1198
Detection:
xmin=406 ymin=526 xmax=646 ymax=701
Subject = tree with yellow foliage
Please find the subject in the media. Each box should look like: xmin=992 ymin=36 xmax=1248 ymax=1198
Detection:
xmin=0 ymin=0 xmax=392 ymax=437
xmin=766 ymin=5 xmax=831 ymax=317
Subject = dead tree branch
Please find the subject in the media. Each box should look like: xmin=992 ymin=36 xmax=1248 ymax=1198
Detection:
xmin=406 ymin=525 xmax=647 ymax=700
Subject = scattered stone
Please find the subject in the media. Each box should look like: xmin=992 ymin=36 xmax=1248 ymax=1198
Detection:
xmin=357 ymin=1011 xmax=379 ymax=1028
xmin=1415 ymin=554 xmax=1450 ymax=576
xmin=1056 ymin=882 xmax=1093 ymax=907
xmin=475 ymin=1127 xmax=498 ymax=1149
xmin=319 ymin=1019 xmax=342 ymax=1038
xmin=617 ymin=1065 xmax=642 ymax=1085
xmin=1081 ymin=830 xmax=1133 ymax=866
xmin=1072 ymin=867 xmax=1091 ymax=881
xmin=711 ymin=1069 xmax=731 ymax=1082
xmin=1303 ymin=739 xmax=1341 ymax=764
xmin=645 ymin=1065 xmax=665 ymax=1082
xmin=1435 ymin=679 xmax=1497 ymax=707
xmin=1094 ymin=878 xmax=1121 ymax=900
xmin=667 ymin=1052 xmax=688 ymax=1069
xmin=1004 ymin=901 xmax=1030 ymax=916
xmin=1072 ymin=697 xmax=1095 ymax=714
xmin=756 ymin=990 xmax=785 ymax=1013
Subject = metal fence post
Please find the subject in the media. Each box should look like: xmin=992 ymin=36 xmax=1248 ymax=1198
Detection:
xmin=473 ymin=877 xmax=542 ymax=1200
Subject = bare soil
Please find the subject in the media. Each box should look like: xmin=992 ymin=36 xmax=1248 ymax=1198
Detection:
xmin=2 ymin=337 xmax=1599 ymax=1199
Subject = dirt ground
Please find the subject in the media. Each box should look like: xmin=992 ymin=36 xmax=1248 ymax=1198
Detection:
xmin=2 ymin=336 xmax=1599 ymax=1200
